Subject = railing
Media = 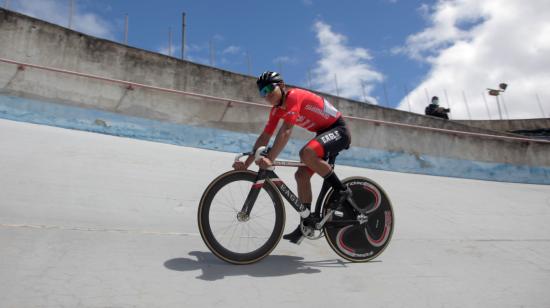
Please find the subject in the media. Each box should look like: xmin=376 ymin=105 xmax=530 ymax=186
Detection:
xmin=1 ymin=57 xmax=549 ymax=144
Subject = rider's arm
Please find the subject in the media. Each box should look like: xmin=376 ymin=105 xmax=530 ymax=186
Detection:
xmin=242 ymin=132 xmax=271 ymax=168
xmin=266 ymin=121 xmax=293 ymax=161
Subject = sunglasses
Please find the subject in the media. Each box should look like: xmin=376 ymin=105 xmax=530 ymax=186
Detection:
xmin=259 ymin=84 xmax=277 ymax=97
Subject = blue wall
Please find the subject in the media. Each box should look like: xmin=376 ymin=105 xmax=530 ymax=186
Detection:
xmin=1 ymin=94 xmax=549 ymax=185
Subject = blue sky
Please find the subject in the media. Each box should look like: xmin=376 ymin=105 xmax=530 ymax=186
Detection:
xmin=5 ymin=0 xmax=550 ymax=119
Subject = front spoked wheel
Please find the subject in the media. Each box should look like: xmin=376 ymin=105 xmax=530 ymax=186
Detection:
xmin=323 ymin=177 xmax=394 ymax=262
xmin=198 ymin=170 xmax=285 ymax=264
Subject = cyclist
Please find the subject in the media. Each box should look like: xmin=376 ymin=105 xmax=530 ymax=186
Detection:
xmin=233 ymin=71 xmax=352 ymax=244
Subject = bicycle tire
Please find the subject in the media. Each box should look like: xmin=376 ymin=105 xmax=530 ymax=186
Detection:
xmin=323 ymin=176 xmax=394 ymax=262
xmin=198 ymin=170 xmax=285 ymax=264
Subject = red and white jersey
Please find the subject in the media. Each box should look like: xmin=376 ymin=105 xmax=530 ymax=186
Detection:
xmin=263 ymin=88 xmax=341 ymax=135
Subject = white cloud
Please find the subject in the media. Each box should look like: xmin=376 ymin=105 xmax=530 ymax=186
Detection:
xmin=212 ymin=34 xmax=224 ymax=41
xmin=76 ymin=12 xmax=113 ymax=38
xmin=311 ymin=21 xmax=384 ymax=103
xmin=158 ymin=44 xmax=181 ymax=58
xmin=185 ymin=54 xmax=210 ymax=66
xmin=273 ymin=56 xmax=297 ymax=64
xmin=397 ymin=0 xmax=550 ymax=119
xmin=12 ymin=0 xmax=114 ymax=39
xmin=185 ymin=43 xmax=206 ymax=54
xmin=222 ymin=45 xmax=242 ymax=55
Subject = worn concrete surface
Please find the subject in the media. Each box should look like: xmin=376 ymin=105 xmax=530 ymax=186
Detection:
xmin=1 ymin=118 xmax=550 ymax=307
xmin=2 ymin=94 xmax=549 ymax=184
xmin=457 ymin=118 xmax=550 ymax=133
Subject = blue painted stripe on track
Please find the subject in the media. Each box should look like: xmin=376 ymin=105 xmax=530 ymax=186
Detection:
xmin=1 ymin=94 xmax=549 ymax=185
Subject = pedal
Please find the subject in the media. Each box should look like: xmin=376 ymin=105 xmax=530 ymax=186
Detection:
xmin=301 ymin=222 xmax=323 ymax=240
xmin=334 ymin=210 xmax=344 ymax=218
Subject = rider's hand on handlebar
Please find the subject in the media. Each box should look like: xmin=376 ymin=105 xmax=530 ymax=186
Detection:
xmin=256 ymin=157 xmax=273 ymax=170
xmin=232 ymin=161 xmax=247 ymax=170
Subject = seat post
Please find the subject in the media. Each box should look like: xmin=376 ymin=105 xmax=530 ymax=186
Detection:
xmin=327 ymin=153 xmax=338 ymax=167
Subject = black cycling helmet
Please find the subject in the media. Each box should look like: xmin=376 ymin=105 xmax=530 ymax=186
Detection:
xmin=257 ymin=71 xmax=283 ymax=90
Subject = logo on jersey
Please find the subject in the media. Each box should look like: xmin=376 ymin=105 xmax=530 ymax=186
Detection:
xmin=305 ymin=104 xmax=330 ymax=119
xmin=285 ymin=111 xmax=297 ymax=117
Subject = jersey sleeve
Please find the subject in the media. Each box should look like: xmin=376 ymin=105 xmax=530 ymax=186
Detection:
xmin=281 ymin=91 xmax=301 ymax=125
xmin=263 ymin=108 xmax=280 ymax=135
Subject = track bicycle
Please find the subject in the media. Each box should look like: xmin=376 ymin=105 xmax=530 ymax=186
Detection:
xmin=198 ymin=147 xmax=394 ymax=264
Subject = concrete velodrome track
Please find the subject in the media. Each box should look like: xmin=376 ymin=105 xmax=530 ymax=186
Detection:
xmin=1 ymin=118 xmax=549 ymax=307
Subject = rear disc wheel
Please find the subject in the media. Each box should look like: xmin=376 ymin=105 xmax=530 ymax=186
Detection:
xmin=323 ymin=177 xmax=394 ymax=262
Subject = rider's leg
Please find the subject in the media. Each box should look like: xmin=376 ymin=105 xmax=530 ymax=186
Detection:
xmin=295 ymin=166 xmax=313 ymax=204
xmin=301 ymin=141 xmax=352 ymax=210
xmin=300 ymin=146 xmax=347 ymax=192
xmin=300 ymin=146 xmax=331 ymax=176
xmin=284 ymin=124 xmax=351 ymax=244
xmin=283 ymin=166 xmax=313 ymax=244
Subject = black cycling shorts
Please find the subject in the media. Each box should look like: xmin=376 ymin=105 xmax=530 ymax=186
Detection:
xmin=304 ymin=117 xmax=351 ymax=159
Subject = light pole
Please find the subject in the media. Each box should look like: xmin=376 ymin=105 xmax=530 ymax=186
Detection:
xmin=124 ymin=14 xmax=128 ymax=45
xmin=68 ymin=0 xmax=74 ymax=29
xmin=168 ymin=27 xmax=173 ymax=57
xmin=181 ymin=12 xmax=186 ymax=60
xmin=487 ymin=83 xmax=508 ymax=120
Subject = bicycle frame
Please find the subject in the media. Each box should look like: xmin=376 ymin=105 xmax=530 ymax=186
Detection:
xmin=200 ymin=147 xmax=394 ymax=264
xmin=239 ymin=155 xmax=338 ymax=221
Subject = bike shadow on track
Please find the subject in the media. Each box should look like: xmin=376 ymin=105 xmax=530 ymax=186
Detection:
xmin=164 ymin=251 xmax=353 ymax=281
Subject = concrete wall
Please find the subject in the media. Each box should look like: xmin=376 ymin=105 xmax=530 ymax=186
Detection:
xmin=1 ymin=9 xmax=549 ymax=184
xmin=457 ymin=119 xmax=550 ymax=132
xmin=0 ymin=10 xmax=515 ymax=135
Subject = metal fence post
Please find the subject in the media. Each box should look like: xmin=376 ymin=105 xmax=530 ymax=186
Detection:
xmin=501 ymin=94 xmax=509 ymax=119
xmin=481 ymin=92 xmax=491 ymax=120
xmin=404 ymin=85 xmax=412 ymax=112
xmin=444 ymin=89 xmax=453 ymax=120
xmin=246 ymin=51 xmax=251 ymax=76
xmin=68 ymin=0 xmax=74 ymax=29
xmin=462 ymin=91 xmax=472 ymax=120
xmin=361 ymin=81 xmax=367 ymax=104
xmin=334 ymin=74 xmax=339 ymax=97
xmin=535 ymin=93 xmax=546 ymax=118
xmin=383 ymin=82 xmax=389 ymax=107
xmin=181 ymin=12 xmax=186 ymax=60
xmin=124 ymin=14 xmax=128 ymax=44
xmin=168 ymin=27 xmax=172 ymax=57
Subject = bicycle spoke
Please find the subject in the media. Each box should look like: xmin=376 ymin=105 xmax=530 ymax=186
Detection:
xmin=218 ymin=189 xmax=240 ymax=212
xmin=251 ymin=211 xmax=275 ymax=219
xmin=212 ymin=192 xmax=239 ymax=211
xmin=213 ymin=220 xmax=240 ymax=237
xmin=249 ymin=218 xmax=273 ymax=235
xmin=199 ymin=171 xmax=284 ymax=262
xmin=246 ymin=222 xmax=268 ymax=239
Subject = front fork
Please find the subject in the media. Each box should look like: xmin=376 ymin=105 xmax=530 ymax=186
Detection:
xmin=237 ymin=170 xmax=267 ymax=221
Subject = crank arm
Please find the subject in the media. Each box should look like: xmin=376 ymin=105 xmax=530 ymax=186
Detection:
xmin=347 ymin=197 xmax=368 ymax=215
xmin=324 ymin=220 xmax=362 ymax=228
xmin=315 ymin=210 xmax=334 ymax=229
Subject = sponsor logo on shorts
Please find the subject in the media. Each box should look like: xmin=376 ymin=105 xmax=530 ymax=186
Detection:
xmin=320 ymin=130 xmax=341 ymax=144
